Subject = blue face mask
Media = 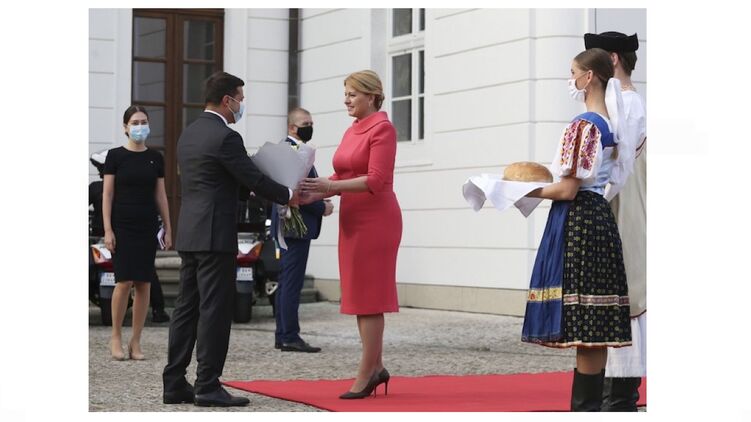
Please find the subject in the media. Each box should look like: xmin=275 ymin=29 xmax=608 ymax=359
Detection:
xmin=129 ymin=124 xmax=150 ymax=142
xmin=228 ymin=96 xmax=245 ymax=124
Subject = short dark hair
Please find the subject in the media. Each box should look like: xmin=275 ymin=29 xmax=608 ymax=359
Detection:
xmin=122 ymin=105 xmax=149 ymax=125
xmin=287 ymin=107 xmax=311 ymax=125
xmin=204 ymin=71 xmax=245 ymax=105
xmin=616 ymin=51 xmax=637 ymax=76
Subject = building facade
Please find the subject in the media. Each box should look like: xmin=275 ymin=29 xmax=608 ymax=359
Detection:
xmin=89 ymin=8 xmax=647 ymax=316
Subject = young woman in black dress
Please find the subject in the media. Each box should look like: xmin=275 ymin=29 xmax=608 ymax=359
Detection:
xmin=102 ymin=106 xmax=172 ymax=360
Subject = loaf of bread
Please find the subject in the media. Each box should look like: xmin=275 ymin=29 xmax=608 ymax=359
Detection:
xmin=502 ymin=161 xmax=553 ymax=183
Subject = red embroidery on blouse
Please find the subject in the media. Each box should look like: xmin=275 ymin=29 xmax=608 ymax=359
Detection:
xmin=578 ymin=124 xmax=600 ymax=171
xmin=559 ymin=120 xmax=601 ymax=175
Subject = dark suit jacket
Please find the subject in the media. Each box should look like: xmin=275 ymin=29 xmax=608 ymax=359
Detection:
xmin=271 ymin=137 xmax=326 ymax=241
xmin=176 ymin=112 xmax=290 ymax=253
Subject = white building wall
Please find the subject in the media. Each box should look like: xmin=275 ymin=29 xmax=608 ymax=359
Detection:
xmin=88 ymin=8 xmax=132 ymax=182
xmin=244 ymin=8 xmax=290 ymax=150
xmin=302 ymin=8 xmax=647 ymax=313
xmin=224 ymin=8 xmax=290 ymax=152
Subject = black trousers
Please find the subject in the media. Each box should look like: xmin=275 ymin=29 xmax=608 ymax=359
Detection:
xmin=150 ymin=270 xmax=165 ymax=311
xmin=163 ymin=251 xmax=236 ymax=395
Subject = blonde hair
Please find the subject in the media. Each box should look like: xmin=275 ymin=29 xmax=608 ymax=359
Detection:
xmin=344 ymin=70 xmax=385 ymax=111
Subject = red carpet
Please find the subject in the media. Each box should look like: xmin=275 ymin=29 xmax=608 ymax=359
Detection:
xmin=224 ymin=371 xmax=646 ymax=412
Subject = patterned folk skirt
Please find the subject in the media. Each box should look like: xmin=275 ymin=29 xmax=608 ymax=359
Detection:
xmin=522 ymin=190 xmax=632 ymax=348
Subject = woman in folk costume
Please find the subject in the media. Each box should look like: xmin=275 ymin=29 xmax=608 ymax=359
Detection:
xmin=522 ymin=48 xmax=637 ymax=411
xmin=585 ymin=31 xmax=647 ymax=412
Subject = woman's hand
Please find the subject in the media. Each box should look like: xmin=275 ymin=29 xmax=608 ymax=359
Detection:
xmin=104 ymin=229 xmax=116 ymax=253
xmin=300 ymin=177 xmax=332 ymax=194
xmin=163 ymin=231 xmax=173 ymax=250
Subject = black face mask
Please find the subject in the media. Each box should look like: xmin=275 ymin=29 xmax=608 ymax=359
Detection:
xmin=296 ymin=125 xmax=313 ymax=142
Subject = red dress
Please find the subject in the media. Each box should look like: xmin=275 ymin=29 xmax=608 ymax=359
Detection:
xmin=329 ymin=111 xmax=402 ymax=315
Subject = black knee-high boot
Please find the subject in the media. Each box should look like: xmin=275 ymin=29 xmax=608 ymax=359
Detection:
xmin=601 ymin=377 xmax=641 ymax=411
xmin=571 ymin=368 xmax=605 ymax=412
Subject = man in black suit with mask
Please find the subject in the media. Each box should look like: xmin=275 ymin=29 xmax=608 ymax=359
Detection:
xmin=163 ymin=71 xmax=298 ymax=407
xmin=271 ymin=107 xmax=333 ymax=353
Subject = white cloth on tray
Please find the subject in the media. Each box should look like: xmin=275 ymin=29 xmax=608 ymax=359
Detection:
xmin=462 ymin=173 xmax=551 ymax=217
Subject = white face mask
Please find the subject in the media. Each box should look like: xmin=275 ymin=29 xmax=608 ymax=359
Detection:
xmin=568 ymin=72 xmax=589 ymax=103
xmin=228 ymin=96 xmax=245 ymax=123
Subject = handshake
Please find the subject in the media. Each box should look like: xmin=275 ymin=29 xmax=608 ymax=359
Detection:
xmin=288 ymin=177 xmax=335 ymax=208
xmin=250 ymin=142 xmax=335 ymax=208
xmin=281 ymin=178 xmax=335 ymax=241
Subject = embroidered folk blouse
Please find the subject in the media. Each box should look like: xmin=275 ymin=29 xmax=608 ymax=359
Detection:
xmin=549 ymin=113 xmax=616 ymax=196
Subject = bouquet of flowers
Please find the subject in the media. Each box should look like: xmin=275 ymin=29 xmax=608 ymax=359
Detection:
xmin=250 ymin=140 xmax=316 ymax=247
xmin=278 ymin=142 xmax=310 ymax=237
xmin=278 ymin=203 xmax=308 ymax=237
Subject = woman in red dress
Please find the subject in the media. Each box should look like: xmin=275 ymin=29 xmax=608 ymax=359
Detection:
xmin=301 ymin=70 xmax=402 ymax=399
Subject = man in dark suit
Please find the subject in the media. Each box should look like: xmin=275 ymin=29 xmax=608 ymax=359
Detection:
xmin=162 ymin=71 xmax=297 ymax=407
xmin=271 ymin=108 xmax=333 ymax=353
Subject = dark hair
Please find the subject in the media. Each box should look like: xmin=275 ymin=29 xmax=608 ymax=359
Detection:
xmin=617 ymin=51 xmax=637 ymax=76
xmin=573 ymin=48 xmax=614 ymax=90
xmin=122 ymin=105 xmax=149 ymax=125
xmin=204 ymin=71 xmax=245 ymax=105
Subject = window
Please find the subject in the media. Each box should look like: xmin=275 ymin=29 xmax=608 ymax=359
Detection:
xmin=389 ymin=9 xmax=425 ymax=142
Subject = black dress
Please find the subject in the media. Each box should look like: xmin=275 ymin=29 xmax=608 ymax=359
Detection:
xmin=103 ymin=146 xmax=164 ymax=283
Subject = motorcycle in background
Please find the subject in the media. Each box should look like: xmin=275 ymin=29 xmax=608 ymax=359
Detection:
xmin=90 ymin=237 xmax=117 ymax=325
xmin=89 ymin=150 xmax=119 ymax=325
xmin=233 ymin=192 xmax=281 ymax=322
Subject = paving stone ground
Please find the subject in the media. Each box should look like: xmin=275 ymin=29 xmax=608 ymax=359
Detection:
xmin=88 ymin=301 xmax=645 ymax=412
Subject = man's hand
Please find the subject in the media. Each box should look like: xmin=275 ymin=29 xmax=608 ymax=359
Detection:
xmin=299 ymin=191 xmax=326 ymax=205
xmin=288 ymin=189 xmax=300 ymax=208
xmin=323 ymin=199 xmax=334 ymax=216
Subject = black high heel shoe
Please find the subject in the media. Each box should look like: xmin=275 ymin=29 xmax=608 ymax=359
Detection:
xmin=376 ymin=368 xmax=390 ymax=396
xmin=339 ymin=373 xmax=380 ymax=399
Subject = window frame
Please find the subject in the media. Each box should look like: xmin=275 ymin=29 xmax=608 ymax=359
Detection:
xmin=387 ymin=8 xmax=425 ymax=144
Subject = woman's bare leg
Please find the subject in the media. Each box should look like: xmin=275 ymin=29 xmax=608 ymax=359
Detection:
xmin=110 ymin=281 xmax=132 ymax=359
xmin=128 ymin=281 xmax=150 ymax=359
xmin=349 ymin=314 xmax=384 ymax=392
